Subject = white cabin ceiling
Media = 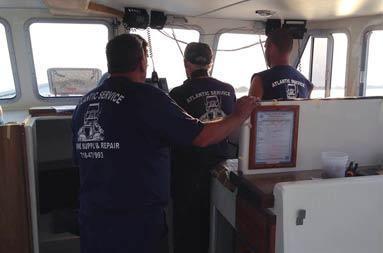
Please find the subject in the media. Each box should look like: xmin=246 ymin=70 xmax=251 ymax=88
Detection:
xmin=0 ymin=0 xmax=382 ymax=20
xmin=93 ymin=0 xmax=383 ymax=20
xmin=0 ymin=0 xmax=46 ymax=9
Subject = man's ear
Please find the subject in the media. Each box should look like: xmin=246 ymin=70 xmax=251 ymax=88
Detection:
xmin=138 ymin=56 xmax=147 ymax=72
xmin=207 ymin=63 xmax=213 ymax=72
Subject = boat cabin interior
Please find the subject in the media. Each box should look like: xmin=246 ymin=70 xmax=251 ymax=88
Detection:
xmin=0 ymin=1 xmax=382 ymax=253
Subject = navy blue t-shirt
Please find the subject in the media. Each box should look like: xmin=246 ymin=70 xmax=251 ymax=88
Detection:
xmin=169 ymin=75 xmax=236 ymax=183
xmin=170 ymin=77 xmax=236 ymax=122
xmin=252 ymin=65 xmax=313 ymax=100
xmin=72 ymin=77 xmax=203 ymax=214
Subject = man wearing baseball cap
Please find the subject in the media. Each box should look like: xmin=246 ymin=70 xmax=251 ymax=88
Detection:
xmin=170 ymin=42 xmax=237 ymax=253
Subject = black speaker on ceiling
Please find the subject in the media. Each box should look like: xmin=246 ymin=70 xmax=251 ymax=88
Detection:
xmin=282 ymin=20 xmax=307 ymax=39
xmin=123 ymin=8 xmax=149 ymax=29
xmin=150 ymin=11 xmax=167 ymax=29
xmin=265 ymin=19 xmax=282 ymax=36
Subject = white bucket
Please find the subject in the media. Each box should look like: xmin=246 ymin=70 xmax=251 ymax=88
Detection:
xmin=321 ymin=152 xmax=349 ymax=178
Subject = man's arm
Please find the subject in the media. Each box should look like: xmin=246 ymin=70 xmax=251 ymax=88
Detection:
xmin=228 ymin=86 xmax=239 ymax=145
xmin=136 ymin=87 xmax=257 ymax=148
xmin=193 ymin=96 xmax=257 ymax=147
xmin=249 ymin=75 xmax=264 ymax=99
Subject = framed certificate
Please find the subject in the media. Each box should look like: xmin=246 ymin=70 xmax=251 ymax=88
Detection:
xmin=249 ymin=105 xmax=299 ymax=169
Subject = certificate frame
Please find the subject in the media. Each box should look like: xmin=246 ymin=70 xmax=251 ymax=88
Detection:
xmin=249 ymin=105 xmax=299 ymax=170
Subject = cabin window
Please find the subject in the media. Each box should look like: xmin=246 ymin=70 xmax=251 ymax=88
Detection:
xmin=212 ymin=33 xmax=267 ymax=97
xmin=131 ymin=28 xmax=200 ymax=90
xmin=311 ymin=37 xmax=328 ymax=98
xmin=297 ymin=33 xmax=348 ymax=98
xmin=365 ymin=30 xmax=383 ymax=96
xmin=331 ymin=33 xmax=348 ymax=97
xmin=0 ymin=22 xmax=16 ymax=100
xmin=28 ymin=22 xmax=109 ymax=98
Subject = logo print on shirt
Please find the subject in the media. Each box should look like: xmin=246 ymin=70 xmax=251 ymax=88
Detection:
xmin=199 ymin=95 xmax=226 ymax=122
xmin=77 ymin=103 xmax=105 ymax=142
xmin=286 ymin=83 xmax=298 ymax=99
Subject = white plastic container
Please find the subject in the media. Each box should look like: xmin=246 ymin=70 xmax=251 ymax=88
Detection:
xmin=321 ymin=152 xmax=349 ymax=178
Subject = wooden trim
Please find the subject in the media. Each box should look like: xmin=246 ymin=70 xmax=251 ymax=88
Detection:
xmin=249 ymin=105 xmax=299 ymax=170
xmin=29 ymin=106 xmax=75 ymax=117
xmin=21 ymin=126 xmax=33 ymax=253
xmin=0 ymin=125 xmax=32 ymax=253
xmin=87 ymin=2 xmax=124 ymax=18
xmin=268 ymin=224 xmax=276 ymax=253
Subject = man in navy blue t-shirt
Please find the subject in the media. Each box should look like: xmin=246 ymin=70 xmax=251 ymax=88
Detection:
xmin=250 ymin=28 xmax=314 ymax=100
xmin=170 ymin=42 xmax=237 ymax=253
xmin=72 ymin=34 xmax=257 ymax=253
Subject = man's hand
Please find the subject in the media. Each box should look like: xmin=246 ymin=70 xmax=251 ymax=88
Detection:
xmin=192 ymin=96 xmax=259 ymax=147
xmin=232 ymin=96 xmax=259 ymax=120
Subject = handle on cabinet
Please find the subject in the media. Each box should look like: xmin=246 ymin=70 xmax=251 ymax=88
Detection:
xmin=296 ymin=209 xmax=306 ymax=226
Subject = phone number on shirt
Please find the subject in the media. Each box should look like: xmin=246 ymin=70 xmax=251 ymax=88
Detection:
xmin=80 ymin=151 xmax=104 ymax=159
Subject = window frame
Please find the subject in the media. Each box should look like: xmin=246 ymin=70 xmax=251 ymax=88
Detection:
xmin=142 ymin=23 xmax=203 ymax=42
xmin=129 ymin=24 xmax=202 ymax=90
xmin=164 ymin=24 xmax=204 ymax=38
xmin=211 ymin=29 xmax=268 ymax=97
xmin=130 ymin=23 xmax=204 ymax=54
xmin=211 ymin=28 xmax=267 ymax=78
xmin=294 ymin=29 xmax=350 ymax=98
xmin=360 ymin=25 xmax=383 ymax=97
xmin=25 ymin=18 xmax=113 ymax=102
xmin=0 ymin=17 xmax=21 ymax=104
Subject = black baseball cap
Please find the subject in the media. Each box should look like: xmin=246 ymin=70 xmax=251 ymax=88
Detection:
xmin=184 ymin=42 xmax=213 ymax=65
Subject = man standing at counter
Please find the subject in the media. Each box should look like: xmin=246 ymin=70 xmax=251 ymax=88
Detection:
xmin=72 ymin=34 xmax=257 ymax=253
xmin=249 ymin=28 xmax=313 ymax=100
xmin=170 ymin=42 xmax=237 ymax=253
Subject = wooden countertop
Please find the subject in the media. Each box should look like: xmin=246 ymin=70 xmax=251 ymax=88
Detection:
xmin=221 ymin=162 xmax=381 ymax=208
xmin=230 ymin=169 xmax=323 ymax=208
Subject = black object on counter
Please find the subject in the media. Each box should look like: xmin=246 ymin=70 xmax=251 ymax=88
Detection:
xmin=345 ymin=161 xmax=355 ymax=177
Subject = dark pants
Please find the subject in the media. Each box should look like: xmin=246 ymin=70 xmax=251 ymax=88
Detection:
xmin=172 ymin=164 xmax=212 ymax=253
xmin=171 ymin=145 xmax=236 ymax=253
xmin=79 ymin=210 xmax=167 ymax=253
xmin=173 ymin=193 xmax=210 ymax=253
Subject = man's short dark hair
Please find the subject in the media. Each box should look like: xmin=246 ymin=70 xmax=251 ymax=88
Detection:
xmin=106 ymin=34 xmax=148 ymax=73
xmin=267 ymin=28 xmax=293 ymax=53
xmin=184 ymin=42 xmax=213 ymax=66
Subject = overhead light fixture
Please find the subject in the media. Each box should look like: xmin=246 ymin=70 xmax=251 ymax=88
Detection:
xmin=255 ymin=10 xmax=276 ymax=17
